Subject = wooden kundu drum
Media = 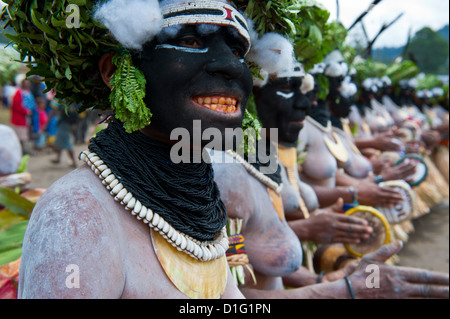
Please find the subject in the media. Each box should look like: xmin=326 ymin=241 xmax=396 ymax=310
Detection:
xmin=344 ymin=206 xmax=391 ymax=258
xmin=394 ymin=153 xmax=428 ymax=187
xmin=313 ymin=244 xmax=358 ymax=273
xmin=377 ymin=180 xmax=417 ymax=224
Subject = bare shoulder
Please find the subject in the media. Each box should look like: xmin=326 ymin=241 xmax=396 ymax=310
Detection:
xmin=211 ymin=151 xmax=255 ymax=222
xmin=18 ymin=166 xmax=126 ymax=298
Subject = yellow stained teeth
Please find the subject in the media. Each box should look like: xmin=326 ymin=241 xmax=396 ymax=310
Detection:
xmin=194 ymin=96 xmax=238 ymax=113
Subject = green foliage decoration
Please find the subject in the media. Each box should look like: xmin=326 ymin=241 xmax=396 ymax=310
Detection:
xmin=353 ymin=59 xmax=388 ymax=86
xmin=416 ymin=74 xmax=443 ymax=91
xmin=0 ymin=47 xmax=22 ymax=86
xmin=109 ymin=53 xmax=151 ymax=133
xmin=385 ymin=60 xmax=419 ymax=86
xmin=234 ymin=0 xmax=344 ymax=71
xmin=0 ymin=0 xmax=118 ymax=113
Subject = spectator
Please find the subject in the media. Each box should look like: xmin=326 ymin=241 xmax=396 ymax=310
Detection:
xmin=48 ymin=100 xmax=78 ymax=168
xmin=10 ymin=76 xmax=32 ymax=150
xmin=2 ymin=80 xmax=17 ymax=107
xmin=34 ymin=96 xmax=49 ymax=152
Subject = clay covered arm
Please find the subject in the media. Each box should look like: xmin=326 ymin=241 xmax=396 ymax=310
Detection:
xmin=241 ymin=241 xmax=449 ymax=299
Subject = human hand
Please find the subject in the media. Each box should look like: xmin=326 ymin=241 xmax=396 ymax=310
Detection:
xmin=374 ymin=133 xmax=405 ymax=152
xmin=348 ymin=240 xmax=449 ymax=299
xmin=308 ymin=209 xmax=373 ymax=245
xmin=355 ymin=180 xmax=405 ymax=207
xmin=420 ymin=129 xmax=441 ymax=148
xmin=322 ymin=260 xmax=359 ymax=283
xmin=380 ymin=161 xmax=417 ymax=182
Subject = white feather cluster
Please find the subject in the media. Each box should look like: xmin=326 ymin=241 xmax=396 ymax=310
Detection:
xmin=323 ymin=50 xmax=348 ymax=78
xmin=324 ymin=62 xmax=344 ymax=77
xmin=94 ymin=0 xmax=163 ymax=50
xmin=339 ymin=76 xmax=357 ymax=98
xmin=323 ymin=50 xmax=345 ymax=64
xmin=301 ymin=73 xmax=315 ymax=94
xmin=247 ymin=32 xmax=304 ymax=86
xmin=309 ymin=63 xmax=326 ymax=75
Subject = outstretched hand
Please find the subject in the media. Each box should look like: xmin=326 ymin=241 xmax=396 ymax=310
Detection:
xmin=347 ymin=241 xmax=449 ymax=299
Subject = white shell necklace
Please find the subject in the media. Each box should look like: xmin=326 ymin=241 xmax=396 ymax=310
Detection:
xmin=225 ymin=149 xmax=283 ymax=194
xmin=80 ymin=150 xmax=229 ymax=262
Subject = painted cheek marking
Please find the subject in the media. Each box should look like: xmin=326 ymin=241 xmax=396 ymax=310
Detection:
xmin=155 ymin=44 xmax=209 ymax=54
xmin=276 ymin=91 xmax=295 ymax=99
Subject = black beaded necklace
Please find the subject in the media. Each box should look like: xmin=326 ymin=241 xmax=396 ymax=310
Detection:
xmin=88 ymin=120 xmax=227 ymax=242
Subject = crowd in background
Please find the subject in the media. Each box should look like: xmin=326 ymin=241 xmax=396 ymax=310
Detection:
xmin=1 ymin=75 xmax=95 ymax=165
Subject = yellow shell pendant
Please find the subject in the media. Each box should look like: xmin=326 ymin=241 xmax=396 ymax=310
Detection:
xmin=277 ymin=146 xmax=310 ymax=219
xmin=323 ymin=132 xmax=349 ymax=164
xmin=151 ymin=229 xmax=228 ymax=299
xmin=267 ymin=187 xmax=285 ymax=221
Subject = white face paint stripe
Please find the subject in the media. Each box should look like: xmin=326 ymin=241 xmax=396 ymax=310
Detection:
xmin=155 ymin=44 xmax=209 ymax=53
xmin=276 ymin=91 xmax=294 ymax=99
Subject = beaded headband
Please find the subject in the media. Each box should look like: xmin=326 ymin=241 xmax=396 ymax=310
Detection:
xmin=161 ymin=0 xmax=251 ymax=55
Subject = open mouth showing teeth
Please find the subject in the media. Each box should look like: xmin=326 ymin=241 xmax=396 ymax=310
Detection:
xmin=193 ymin=96 xmax=239 ymax=114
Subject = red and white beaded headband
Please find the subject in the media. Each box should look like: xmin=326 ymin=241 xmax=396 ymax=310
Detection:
xmin=161 ymin=0 xmax=251 ymax=55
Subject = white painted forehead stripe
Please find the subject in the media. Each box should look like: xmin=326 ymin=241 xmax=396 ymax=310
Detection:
xmin=155 ymin=43 xmax=209 ymax=53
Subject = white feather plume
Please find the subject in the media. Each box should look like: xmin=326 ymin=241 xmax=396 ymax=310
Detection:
xmin=94 ymin=0 xmax=163 ymax=50
xmin=301 ymin=73 xmax=315 ymax=94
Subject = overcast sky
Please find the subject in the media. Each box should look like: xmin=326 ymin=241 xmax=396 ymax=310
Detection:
xmin=1 ymin=0 xmax=449 ymax=49
xmin=319 ymin=0 xmax=449 ymax=48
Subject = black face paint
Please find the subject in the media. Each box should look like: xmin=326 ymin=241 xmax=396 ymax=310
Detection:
xmin=255 ymin=77 xmax=312 ymax=145
xmin=133 ymin=25 xmax=253 ymax=146
xmin=327 ymin=76 xmax=352 ymax=118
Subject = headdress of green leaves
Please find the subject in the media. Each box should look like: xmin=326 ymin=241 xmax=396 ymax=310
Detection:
xmin=1 ymin=0 xmax=154 ymax=133
xmin=234 ymin=0 xmax=342 ymax=71
xmin=1 ymin=0 xmax=117 ymax=112
xmin=235 ymin=0 xmax=339 ymax=152
xmin=385 ymin=59 xmax=419 ymax=86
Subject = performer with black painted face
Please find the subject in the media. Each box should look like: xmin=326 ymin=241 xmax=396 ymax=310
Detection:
xmin=213 ymin=33 xmax=448 ymax=298
xmin=11 ymin=0 xmax=255 ymax=299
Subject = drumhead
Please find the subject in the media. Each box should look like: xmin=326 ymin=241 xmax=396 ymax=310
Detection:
xmin=377 ymin=180 xmax=417 ymax=224
xmin=344 ymin=206 xmax=391 ymax=257
xmin=394 ymin=154 xmax=428 ymax=187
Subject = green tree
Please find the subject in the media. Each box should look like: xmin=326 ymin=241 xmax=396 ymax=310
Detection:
xmin=404 ymin=27 xmax=449 ymax=75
